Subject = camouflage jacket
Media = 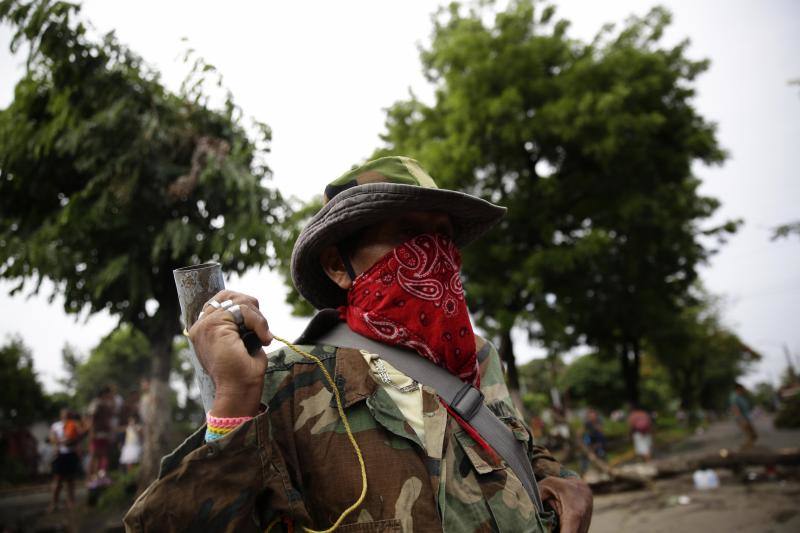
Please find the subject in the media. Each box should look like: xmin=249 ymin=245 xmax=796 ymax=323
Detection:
xmin=124 ymin=317 xmax=573 ymax=532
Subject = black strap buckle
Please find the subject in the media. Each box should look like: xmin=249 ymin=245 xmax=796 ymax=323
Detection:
xmin=451 ymin=383 xmax=484 ymax=421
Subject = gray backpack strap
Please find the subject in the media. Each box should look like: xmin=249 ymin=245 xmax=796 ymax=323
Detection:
xmin=316 ymin=323 xmax=547 ymax=517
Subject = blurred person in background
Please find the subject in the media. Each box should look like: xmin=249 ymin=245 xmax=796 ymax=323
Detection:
xmin=87 ymin=385 xmax=114 ymax=486
xmin=137 ymin=377 xmax=154 ymax=472
xmin=730 ymin=382 xmax=758 ymax=449
xmin=627 ymin=405 xmax=653 ymax=461
xmin=48 ymin=409 xmax=83 ymax=512
xmin=549 ymin=405 xmax=572 ymax=451
xmin=119 ymin=414 xmax=142 ymax=473
xmin=38 ymin=430 xmax=56 ymax=476
xmin=581 ymin=409 xmax=607 ymax=473
xmin=110 ymin=383 xmax=126 ymax=463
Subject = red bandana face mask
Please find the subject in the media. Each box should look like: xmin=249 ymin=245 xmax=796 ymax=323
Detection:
xmin=339 ymin=233 xmax=479 ymax=386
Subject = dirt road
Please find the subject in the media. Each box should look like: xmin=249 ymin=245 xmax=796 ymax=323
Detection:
xmin=0 ymin=483 xmax=122 ymax=532
xmin=590 ymin=414 xmax=800 ymax=533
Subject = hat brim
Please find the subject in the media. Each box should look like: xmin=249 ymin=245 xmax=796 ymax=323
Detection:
xmin=291 ymin=182 xmax=506 ymax=310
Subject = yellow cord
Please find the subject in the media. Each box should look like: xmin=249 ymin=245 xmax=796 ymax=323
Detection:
xmin=264 ymin=517 xmax=280 ymax=532
xmin=271 ymin=334 xmax=368 ymax=533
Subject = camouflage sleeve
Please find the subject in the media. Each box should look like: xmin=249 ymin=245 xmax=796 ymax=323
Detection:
xmin=123 ymin=411 xmax=304 ymax=532
xmin=477 ymin=339 xmax=579 ymax=480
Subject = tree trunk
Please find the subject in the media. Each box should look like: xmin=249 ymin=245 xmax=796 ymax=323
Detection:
xmin=138 ymin=330 xmax=174 ymax=487
xmin=589 ymin=447 xmax=800 ymax=492
xmin=677 ymin=374 xmax=700 ymax=426
xmin=632 ymin=340 xmax=642 ymax=406
xmin=620 ymin=341 xmax=641 ymax=407
xmin=657 ymin=447 xmax=800 ymax=475
xmin=499 ymin=327 xmax=527 ymax=417
xmin=137 ymin=296 xmax=179 ymax=488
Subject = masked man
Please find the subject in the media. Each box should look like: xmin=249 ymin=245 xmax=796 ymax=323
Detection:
xmin=125 ymin=157 xmax=592 ymax=532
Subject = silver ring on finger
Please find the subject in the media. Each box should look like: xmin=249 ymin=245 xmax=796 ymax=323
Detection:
xmin=226 ymin=304 xmax=244 ymax=327
xmin=207 ymin=299 xmax=222 ymax=309
xmin=220 ymin=299 xmax=234 ymax=310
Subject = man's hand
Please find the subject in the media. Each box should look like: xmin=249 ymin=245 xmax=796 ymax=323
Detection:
xmin=539 ymin=476 xmax=593 ymax=533
xmin=188 ymin=290 xmax=272 ymax=418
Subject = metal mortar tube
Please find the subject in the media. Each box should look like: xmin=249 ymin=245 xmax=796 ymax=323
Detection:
xmin=173 ymin=262 xmax=225 ymax=412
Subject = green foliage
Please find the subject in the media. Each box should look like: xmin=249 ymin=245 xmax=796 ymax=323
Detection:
xmin=560 ymin=354 xmax=625 ymax=412
xmin=598 ymin=418 xmax=629 ymax=441
xmin=521 ymin=391 xmax=550 ymax=417
xmin=0 ymin=0 xmax=287 ymax=483
xmin=558 ymin=351 xmax=671 ymax=412
xmin=779 ymin=357 xmax=799 ymax=388
xmin=638 ymin=352 xmax=676 ymax=412
xmin=518 ymin=357 xmax=557 ymax=415
xmin=59 ymin=327 xmax=202 ymax=425
xmin=772 ymin=220 xmax=800 ymax=240
xmin=650 ymin=292 xmax=759 ymax=413
xmin=273 ymin=197 xmax=322 ymax=316
xmin=774 ymin=394 xmax=800 ymax=429
xmin=375 ymin=0 xmax=738 ymax=404
xmin=0 ymin=335 xmax=52 ymax=428
xmin=97 ymin=466 xmax=139 ymax=509
xmin=514 ymin=296 xmax=752 ymax=419
xmin=0 ymin=0 xmax=285 ymax=348
xmin=61 ymin=324 xmax=150 ymax=406
xmin=518 ymin=357 xmax=556 ymax=396
xmin=170 ymin=336 xmax=204 ymax=425
xmin=753 ymin=382 xmax=778 ymax=412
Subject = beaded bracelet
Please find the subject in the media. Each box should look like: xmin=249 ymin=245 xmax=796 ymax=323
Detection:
xmin=205 ymin=429 xmax=226 ymax=442
xmin=206 ymin=413 xmax=253 ymax=428
xmin=204 ymin=412 xmax=253 ymax=443
xmin=206 ymin=425 xmax=234 ymax=435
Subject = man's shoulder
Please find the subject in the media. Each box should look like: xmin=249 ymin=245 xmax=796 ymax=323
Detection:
xmin=262 ymin=342 xmax=374 ymax=407
xmin=475 ymin=337 xmax=504 ymax=386
xmin=259 ymin=342 xmax=386 ymax=445
xmin=265 ymin=342 xmax=339 ymax=372
xmin=475 ymin=334 xmax=491 ymax=361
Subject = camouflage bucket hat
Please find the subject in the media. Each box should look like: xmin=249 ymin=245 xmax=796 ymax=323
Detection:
xmin=291 ymin=156 xmax=506 ymax=310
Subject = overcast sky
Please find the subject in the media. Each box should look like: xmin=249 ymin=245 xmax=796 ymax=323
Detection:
xmin=1 ymin=0 xmax=798 ymax=392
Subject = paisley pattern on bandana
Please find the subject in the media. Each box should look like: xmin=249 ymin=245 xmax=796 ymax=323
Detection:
xmin=340 ymin=233 xmax=479 ymax=386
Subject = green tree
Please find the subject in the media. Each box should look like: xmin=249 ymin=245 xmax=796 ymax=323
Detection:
xmin=58 ymin=343 xmax=82 ymax=397
xmin=752 ymin=382 xmax=777 ymax=412
xmin=0 ymin=336 xmax=51 ymax=429
xmin=772 ymin=220 xmax=800 ymax=240
xmin=376 ymin=0 xmax=737 ymax=406
xmin=559 ymin=354 xmax=626 ymax=413
xmin=774 ymin=356 xmax=800 ymax=428
xmin=651 ymin=294 xmax=760 ymax=416
xmin=0 ymin=337 xmax=53 ymax=485
xmin=61 ymin=324 xmax=150 ymax=407
xmin=0 ymin=0 xmax=285 ymax=483
xmin=517 ymin=357 xmax=556 ymax=416
xmin=558 ymin=350 xmax=671 ymax=413
xmin=273 ymin=197 xmax=321 ymax=317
